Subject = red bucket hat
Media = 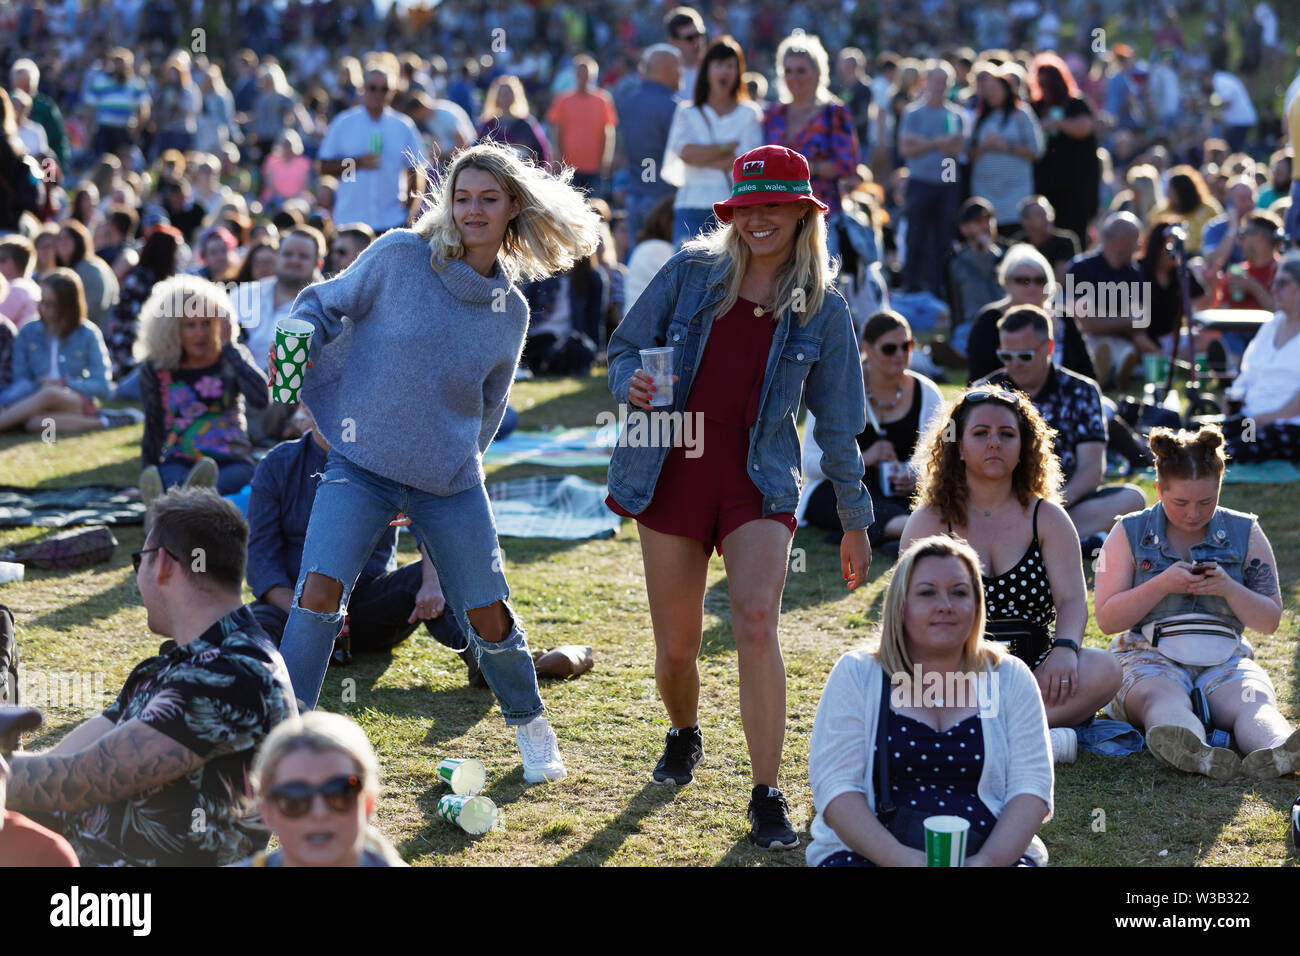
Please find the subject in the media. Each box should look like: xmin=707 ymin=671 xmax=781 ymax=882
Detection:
xmin=712 ymin=145 xmax=830 ymax=223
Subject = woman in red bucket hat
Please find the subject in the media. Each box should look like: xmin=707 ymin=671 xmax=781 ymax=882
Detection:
xmin=605 ymin=144 xmax=872 ymax=851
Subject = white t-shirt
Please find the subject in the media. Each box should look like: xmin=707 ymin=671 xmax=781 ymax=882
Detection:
xmin=235 ymin=277 xmax=297 ymax=373
xmin=318 ymin=106 xmax=424 ymax=231
xmin=1212 ymin=72 xmax=1258 ymax=127
xmin=1235 ymin=312 xmax=1300 ymax=424
xmin=661 ymin=100 xmax=763 ymax=211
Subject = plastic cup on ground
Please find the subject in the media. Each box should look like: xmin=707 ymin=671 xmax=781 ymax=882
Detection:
xmin=438 ymin=793 xmax=498 ymax=835
xmin=272 ymin=318 xmax=315 ymax=404
xmin=639 ymin=347 xmax=674 ymax=407
xmin=924 ymin=815 xmax=970 ymax=867
xmin=436 ymin=757 xmax=486 ymax=796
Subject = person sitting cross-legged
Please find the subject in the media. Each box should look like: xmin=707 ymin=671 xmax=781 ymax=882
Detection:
xmin=246 ymin=404 xmax=480 ymax=684
xmin=976 ymin=305 xmax=1146 ymax=551
xmin=4 ymin=488 xmax=298 ymax=866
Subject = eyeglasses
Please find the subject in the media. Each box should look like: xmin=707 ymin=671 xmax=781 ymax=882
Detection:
xmin=1010 ymin=274 xmax=1048 ymax=286
xmin=875 ymin=339 xmax=914 ymax=356
xmin=131 ymin=544 xmax=180 ymax=573
xmin=267 ymin=775 xmax=363 ymax=818
xmin=996 ymin=347 xmax=1041 ymax=363
xmin=365 ymin=84 xmax=389 ymax=93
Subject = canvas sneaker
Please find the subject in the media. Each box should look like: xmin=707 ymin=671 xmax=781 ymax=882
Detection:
xmin=651 ymin=726 xmax=704 ymax=785
xmin=184 ymin=456 xmax=219 ymax=489
xmin=1050 ymin=727 xmax=1077 ymax=764
xmin=1147 ymin=724 xmax=1240 ymax=780
xmin=748 ymin=785 xmax=798 ymax=850
xmin=516 ymin=716 xmax=566 ymax=784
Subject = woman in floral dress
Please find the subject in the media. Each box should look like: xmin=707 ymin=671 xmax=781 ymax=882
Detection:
xmin=136 ymin=275 xmax=267 ymax=499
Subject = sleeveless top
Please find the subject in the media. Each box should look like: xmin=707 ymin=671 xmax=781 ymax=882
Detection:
xmin=951 ymin=498 xmax=1056 ymax=667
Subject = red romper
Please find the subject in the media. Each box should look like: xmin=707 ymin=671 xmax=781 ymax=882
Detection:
xmin=607 ymin=297 xmax=798 ymax=553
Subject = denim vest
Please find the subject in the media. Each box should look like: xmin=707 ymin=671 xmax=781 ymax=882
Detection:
xmin=0 ymin=320 xmax=113 ymax=405
xmin=605 ymin=249 xmax=873 ymax=530
xmin=1119 ymin=502 xmax=1255 ymax=634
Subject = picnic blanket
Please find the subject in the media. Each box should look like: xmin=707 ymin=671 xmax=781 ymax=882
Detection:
xmin=0 ymin=485 xmax=145 ymax=527
xmin=486 ymin=474 xmax=620 ymax=539
xmin=1221 ymin=461 xmax=1300 ymax=483
xmin=483 ymin=428 xmax=613 ymax=469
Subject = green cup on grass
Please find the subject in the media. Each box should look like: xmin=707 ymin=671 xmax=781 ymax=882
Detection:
xmin=436 ymin=757 xmax=486 ymax=796
xmin=437 ymin=793 xmax=498 ymax=835
xmin=272 ymin=318 xmax=315 ymax=404
xmin=924 ymin=815 xmax=970 ymax=867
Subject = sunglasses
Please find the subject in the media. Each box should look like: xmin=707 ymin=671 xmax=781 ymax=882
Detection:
xmin=874 ymin=338 xmax=914 ymax=356
xmin=963 ymin=387 xmax=1022 ymax=406
xmin=131 ymin=544 xmax=180 ymax=573
xmin=1010 ymin=274 xmax=1048 ymax=286
xmin=268 ymin=774 xmax=363 ymax=818
xmin=996 ymin=347 xmax=1041 ymax=363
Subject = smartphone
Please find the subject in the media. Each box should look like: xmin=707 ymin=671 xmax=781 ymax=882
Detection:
xmin=1189 ymin=561 xmax=1215 ymax=575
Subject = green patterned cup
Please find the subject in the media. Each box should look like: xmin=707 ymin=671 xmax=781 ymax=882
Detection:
xmin=925 ymin=815 xmax=970 ymax=867
xmin=437 ymin=793 xmax=498 ymax=834
xmin=436 ymin=757 xmax=486 ymax=796
xmin=272 ymin=318 xmax=315 ymax=404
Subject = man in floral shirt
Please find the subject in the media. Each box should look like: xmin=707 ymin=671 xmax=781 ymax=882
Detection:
xmin=6 ymin=488 xmax=297 ymax=866
xmin=977 ymin=305 xmax=1146 ymax=548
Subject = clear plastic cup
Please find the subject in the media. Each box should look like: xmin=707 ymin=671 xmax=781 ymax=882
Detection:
xmin=639 ymin=347 xmax=674 ymax=407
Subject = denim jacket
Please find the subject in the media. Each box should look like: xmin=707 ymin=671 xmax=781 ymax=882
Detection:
xmin=1119 ymin=502 xmax=1255 ymax=634
xmin=606 ymin=249 xmax=873 ymax=530
xmin=0 ymin=320 xmax=113 ymax=406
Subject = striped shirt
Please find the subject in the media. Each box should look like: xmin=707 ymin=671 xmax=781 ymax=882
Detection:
xmin=88 ymin=75 xmax=150 ymax=128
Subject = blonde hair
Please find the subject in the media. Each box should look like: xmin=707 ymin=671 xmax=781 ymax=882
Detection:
xmin=251 ymin=711 xmax=405 ymax=867
xmin=875 ymin=535 xmax=1004 ymax=679
xmin=412 ymin=139 xmax=601 ymax=284
xmin=682 ymin=206 xmax=838 ymax=326
xmin=775 ymin=30 xmax=832 ymax=102
xmin=134 ymin=275 xmax=234 ymax=368
xmin=481 ymin=74 xmax=531 ymax=123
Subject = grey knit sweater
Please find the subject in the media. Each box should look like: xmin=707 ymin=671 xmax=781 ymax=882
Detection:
xmin=292 ymin=228 xmax=528 ymax=496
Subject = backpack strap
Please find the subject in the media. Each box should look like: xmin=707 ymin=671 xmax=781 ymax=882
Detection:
xmin=873 ymin=666 xmax=896 ymax=821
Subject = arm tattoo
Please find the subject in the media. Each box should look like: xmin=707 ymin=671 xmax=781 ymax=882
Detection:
xmin=6 ymin=719 xmax=205 ymax=814
xmin=1243 ymin=558 xmax=1279 ymax=598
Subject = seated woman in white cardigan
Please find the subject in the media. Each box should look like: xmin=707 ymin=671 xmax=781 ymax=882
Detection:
xmin=798 ymin=310 xmax=943 ymax=548
xmin=806 ymin=534 xmax=1054 ymax=866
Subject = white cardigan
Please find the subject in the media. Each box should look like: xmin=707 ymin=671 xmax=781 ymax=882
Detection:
xmin=806 ymin=648 xmax=1054 ymax=867
xmin=660 ymin=100 xmax=764 ymax=210
xmin=796 ymin=369 xmax=944 ymax=525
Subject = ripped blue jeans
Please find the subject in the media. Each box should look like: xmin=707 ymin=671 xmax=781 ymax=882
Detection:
xmin=278 ymin=448 xmax=545 ymax=722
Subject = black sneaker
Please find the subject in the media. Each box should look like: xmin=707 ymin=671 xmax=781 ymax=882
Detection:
xmin=651 ymin=726 xmax=703 ymax=785
xmin=748 ymin=785 xmax=799 ymax=850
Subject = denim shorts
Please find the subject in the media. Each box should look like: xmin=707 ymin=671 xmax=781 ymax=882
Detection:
xmin=1106 ymin=632 xmax=1274 ymax=724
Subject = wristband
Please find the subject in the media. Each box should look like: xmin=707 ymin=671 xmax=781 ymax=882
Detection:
xmin=1051 ymin=638 xmax=1080 ymax=655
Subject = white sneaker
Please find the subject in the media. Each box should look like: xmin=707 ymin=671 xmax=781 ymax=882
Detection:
xmin=1051 ymin=727 xmax=1077 ymax=764
xmin=516 ymin=716 xmax=566 ymax=784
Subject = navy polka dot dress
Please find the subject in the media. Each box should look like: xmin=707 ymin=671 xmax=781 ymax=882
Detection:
xmin=888 ymin=713 xmax=997 ymax=839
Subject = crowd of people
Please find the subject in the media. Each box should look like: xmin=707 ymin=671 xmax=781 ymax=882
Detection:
xmin=1 ymin=0 xmax=1299 ymax=867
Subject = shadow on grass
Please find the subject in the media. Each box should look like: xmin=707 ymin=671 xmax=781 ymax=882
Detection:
xmin=552 ymin=781 xmax=677 ymax=866
xmin=25 ymin=571 xmax=142 ymax=632
xmin=715 ymin=829 xmax=809 ymax=867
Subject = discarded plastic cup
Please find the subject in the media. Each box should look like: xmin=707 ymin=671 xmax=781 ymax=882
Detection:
xmin=639 ymin=347 xmax=674 ymax=407
xmin=438 ymin=793 xmax=498 ymax=835
xmin=436 ymin=757 xmax=486 ymax=796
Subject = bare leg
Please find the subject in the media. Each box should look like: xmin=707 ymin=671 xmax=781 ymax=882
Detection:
xmin=638 ymin=525 xmax=711 ymax=730
xmin=719 ymin=519 xmax=793 ymax=788
xmin=23 ymin=413 xmax=104 ymax=435
xmin=1207 ymin=678 xmax=1293 ymax=755
xmin=1067 ymin=486 xmax=1147 ymax=538
xmin=1043 ymin=647 xmax=1122 ymax=728
xmin=0 ymin=385 xmax=84 ymax=432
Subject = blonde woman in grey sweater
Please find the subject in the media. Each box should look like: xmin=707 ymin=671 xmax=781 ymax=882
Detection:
xmin=270 ymin=141 xmax=600 ymax=783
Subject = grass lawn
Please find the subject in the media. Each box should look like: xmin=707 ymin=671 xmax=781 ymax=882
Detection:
xmin=1 ymin=371 xmax=1297 ymax=866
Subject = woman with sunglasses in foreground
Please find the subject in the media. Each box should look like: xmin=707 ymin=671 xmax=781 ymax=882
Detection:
xmin=964 ymin=243 xmax=1094 ymax=384
xmin=799 ymin=309 xmax=942 ymax=552
xmin=900 ymin=388 xmax=1121 ymax=759
xmin=807 ymin=535 xmax=1052 ymax=866
xmin=234 ymin=711 xmax=405 ymax=866
xmin=606 ymin=145 xmax=872 ymax=849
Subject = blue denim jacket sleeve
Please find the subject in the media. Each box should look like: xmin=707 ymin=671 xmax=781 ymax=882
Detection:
xmin=245 ymin=452 xmax=295 ymax=598
xmin=66 ymin=324 xmax=113 ymax=400
xmin=607 ymin=251 xmax=690 ymax=404
xmin=802 ymin=294 xmax=873 ymax=531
